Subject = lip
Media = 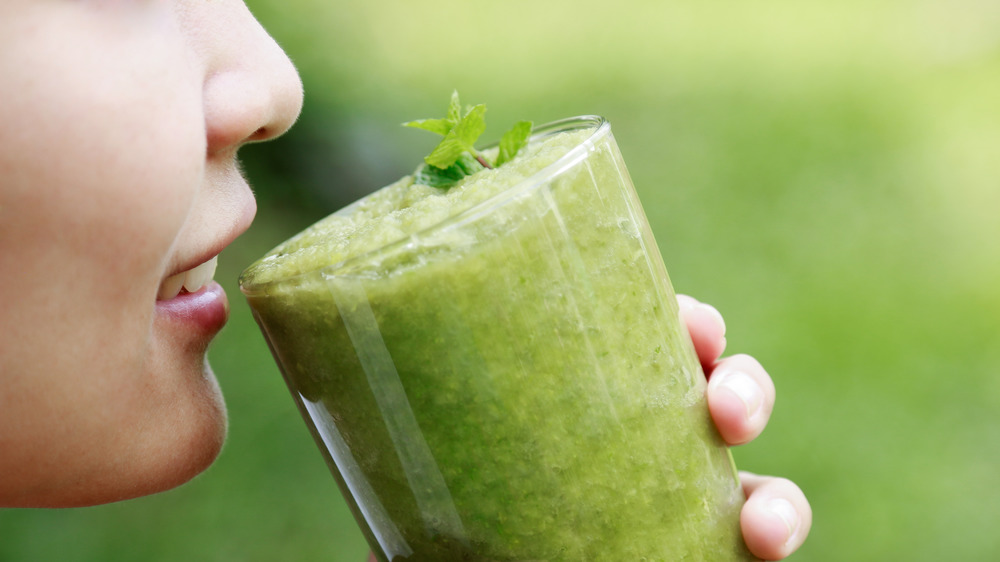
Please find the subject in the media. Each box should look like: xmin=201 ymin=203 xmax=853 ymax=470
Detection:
xmin=154 ymin=178 xmax=254 ymax=339
xmin=162 ymin=190 xmax=257 ymax=280
xmin=154 ymin=281 xmax=229 ymax=337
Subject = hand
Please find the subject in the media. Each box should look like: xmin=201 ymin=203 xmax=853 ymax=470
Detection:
xmin=678 ymin=294 xmax=812 ymax=560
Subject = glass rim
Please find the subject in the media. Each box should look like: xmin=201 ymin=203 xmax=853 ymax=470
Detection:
xmin=241 ymin=115 xmax=611 ymax=295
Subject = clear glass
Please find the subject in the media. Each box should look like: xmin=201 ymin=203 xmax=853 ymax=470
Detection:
xmin=241 ymin=116 xmax=753 ymax=560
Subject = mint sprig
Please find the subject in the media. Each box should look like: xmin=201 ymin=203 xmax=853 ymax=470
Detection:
xmin=403 ymin=91 xmax=532 ymax=189
xmin=496 ymin=120 xmax=533 ymax=167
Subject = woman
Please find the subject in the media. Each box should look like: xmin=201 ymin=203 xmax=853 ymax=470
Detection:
xmin=0 ymin=1 xmax=809 ymax=559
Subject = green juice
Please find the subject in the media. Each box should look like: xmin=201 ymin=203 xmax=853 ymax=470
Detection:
xmin=241 ymin=117 xmax=753 ymax=560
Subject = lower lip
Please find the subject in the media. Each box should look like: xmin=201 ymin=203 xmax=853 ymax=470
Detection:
xmin=155 ymin=281 xmax=229 ymax=336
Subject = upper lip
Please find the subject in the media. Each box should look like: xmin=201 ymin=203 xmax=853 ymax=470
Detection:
xmin=160 ymin=185 xmax=256 ymax=284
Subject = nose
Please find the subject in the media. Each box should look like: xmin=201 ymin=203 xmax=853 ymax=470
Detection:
xmin=193 ymin=1 xmax=304 ymax=156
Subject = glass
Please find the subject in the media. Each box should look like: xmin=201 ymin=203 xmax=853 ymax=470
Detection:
xmin=240 ymin=116 xmax=752 ymax=560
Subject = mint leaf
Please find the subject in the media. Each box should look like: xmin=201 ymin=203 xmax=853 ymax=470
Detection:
xmin=413 ymin=154 xmax=484 ymax=188
xmin=453 ymin=152 xmax=484 ymax=176
xmin=413 ymin=163 xmax=465 ymax=188
xmin=453 ymin=104 xmax=487 ymax=150
xmin=445 ymin=90 xmax=462 ymax=125
xmin=424 ymin=136 xmax=468 ymax=169
xmin=496 ymin=120 xmax=533 ymax=167
xmin=404 ymin=91 xmax=533 ymax=189
xmin=402 ymin=117 xmax=453 ymax=136
xmin=425 ymin=104 xmax=486 ymax=169
xmin=401 ymin=91 xmax=463 ymax=136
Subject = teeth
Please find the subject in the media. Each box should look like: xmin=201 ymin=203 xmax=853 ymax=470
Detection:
xmin=157 ymin=256 xmax=218 ymax=300
xmin=157 ymin=273 xmax=186 ymax=301
xmin=184 ymin=256 xmax=218 ymax=292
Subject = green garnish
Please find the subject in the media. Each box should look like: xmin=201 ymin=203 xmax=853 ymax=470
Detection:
xmin=403 ymin=91 xmax=532 ymax=189
xmin=495 ymin=120 xmax=533 ymax=167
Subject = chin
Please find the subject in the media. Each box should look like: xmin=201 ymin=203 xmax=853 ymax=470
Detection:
xmin=108 ymin=357 xmax=230 ymax=506
xmin=134 ymin=364 xmax=229 ymax=502
xmin=13 ymin=359 xmax=229 ymax=509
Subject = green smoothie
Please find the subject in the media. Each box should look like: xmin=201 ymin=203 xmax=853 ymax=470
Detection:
xmin=241 ymin=116 xmax=752 ymax=560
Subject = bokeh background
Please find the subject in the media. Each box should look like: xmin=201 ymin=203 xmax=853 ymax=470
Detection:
xmin=3 ymin=0 xmax=998 ymax=560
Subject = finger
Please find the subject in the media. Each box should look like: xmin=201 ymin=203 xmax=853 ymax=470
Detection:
xmin=739 ymin=472 xmax=812 ymax=560
xmin=367 ymin=554 xmax=377 ymax=562
xmin=676 ymin=294 xmax=727 ymax=368
xmin=706 ymin=354 xmax=775 ymax=445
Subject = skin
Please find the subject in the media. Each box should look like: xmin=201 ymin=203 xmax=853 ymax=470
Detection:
xmin=0 ymin=0 xmax=303 ymax=507
xmin=679 ymin=294 xmax=813 ymax=560
xmin=0 ymin=1 xmax=809 ymax=558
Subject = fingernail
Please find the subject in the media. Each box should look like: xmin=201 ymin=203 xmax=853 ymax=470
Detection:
xmin=676 ymin=294 xmax=699 ymax=312
xmin=676 ymin=296 xmax=727 ymax=336
xmin=697 ymin=302 xmax=726 ymax=336
xmin=768 ymin=498 xmax=800 ymax=544
xmin=713 ymin=369 xmax=763 ymax=420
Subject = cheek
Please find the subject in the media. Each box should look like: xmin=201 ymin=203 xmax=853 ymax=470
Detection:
xmin=0 ymin=49 xmax=204 ymax=364
xmin=0 ymin=13 xmax=215 ymax=505
xmin=2 ymin=11 xmax=205 ymax=300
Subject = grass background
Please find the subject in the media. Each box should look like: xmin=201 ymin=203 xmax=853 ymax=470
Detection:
xmin=2 ymin=0 xmax=999 ymax=560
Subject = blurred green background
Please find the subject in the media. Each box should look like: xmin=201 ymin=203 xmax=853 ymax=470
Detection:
xmin=3 ymin=0 xmax=998 ymax=560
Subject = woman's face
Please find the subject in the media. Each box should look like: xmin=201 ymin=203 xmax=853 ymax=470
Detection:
xmin=0 ymin=0 xmax=303 ymax=506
